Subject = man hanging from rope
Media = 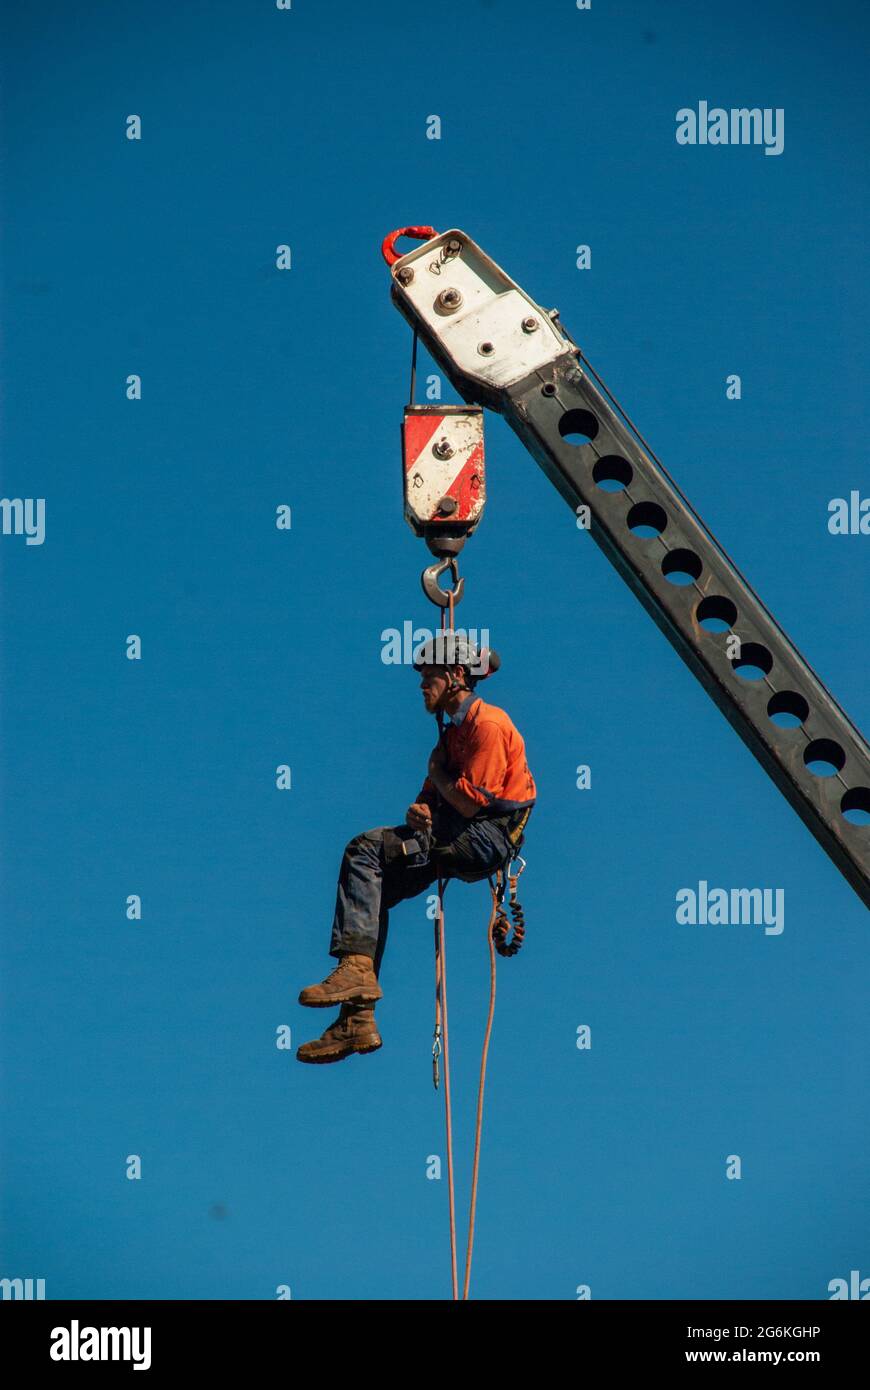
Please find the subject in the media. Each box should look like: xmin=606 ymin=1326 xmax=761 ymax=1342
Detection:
xmin=296 ymin=634 xmax=536 ymax=1064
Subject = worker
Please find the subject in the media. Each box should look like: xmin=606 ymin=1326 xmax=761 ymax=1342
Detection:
xmin=296 ymin=633 xmax=536 ymax=1064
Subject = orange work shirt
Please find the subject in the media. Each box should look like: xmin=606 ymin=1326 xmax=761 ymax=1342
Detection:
xmin=417 ymin=693 xmax=536 ymax=816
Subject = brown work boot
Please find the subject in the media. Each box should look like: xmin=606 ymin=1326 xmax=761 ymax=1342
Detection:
xmin=298 ymin=952 xmax=383 ymax=1008
xmin=296 ymin=1004 xmax=382 ymax=1064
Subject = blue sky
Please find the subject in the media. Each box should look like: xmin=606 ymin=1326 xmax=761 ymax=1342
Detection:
xmin=1 ymin=0 xmax=868 ymax=1300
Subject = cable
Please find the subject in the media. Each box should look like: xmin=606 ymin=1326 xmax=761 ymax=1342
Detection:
xmin=461 ymin=886 xmax=500 ymax=1299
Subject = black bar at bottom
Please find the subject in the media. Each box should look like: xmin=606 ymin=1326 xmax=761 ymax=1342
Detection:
xmin=2 ymin=1297 xmax=866 ymax=1372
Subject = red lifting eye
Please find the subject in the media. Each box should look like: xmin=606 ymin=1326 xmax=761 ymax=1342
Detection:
xmin=381 ymin=225 xmax=438 ymax=266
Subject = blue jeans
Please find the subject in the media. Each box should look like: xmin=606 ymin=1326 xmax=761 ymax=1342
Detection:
xmin=328 ymin=814 xmax=518 ymax=976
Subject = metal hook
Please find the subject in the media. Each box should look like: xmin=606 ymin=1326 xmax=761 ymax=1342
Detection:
xmin=421 ymin=556 xmax=465 ymax=609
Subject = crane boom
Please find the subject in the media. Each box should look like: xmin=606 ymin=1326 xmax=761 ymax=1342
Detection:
xmin=387 ymin=228 xmax=870 ymax=909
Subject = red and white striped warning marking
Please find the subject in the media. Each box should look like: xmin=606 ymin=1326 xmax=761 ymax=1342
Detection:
xmin=403 ymin=411 xmax=485 ymax=525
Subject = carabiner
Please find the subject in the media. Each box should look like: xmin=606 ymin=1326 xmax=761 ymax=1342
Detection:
xmin=432 ymin=1026 xmax=442 ymax=1090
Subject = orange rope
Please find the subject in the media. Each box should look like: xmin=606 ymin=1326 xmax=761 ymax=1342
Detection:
xmin=433 ymin=593 xmax=501 ymax=1298
xmin=461 ymin=885 xmax=500 ymax=1299
xmin=435 ymin=881 xmax=501 ymax=1299
xmin=433 ymin=599 xmax=458 ymax=1296
xmin=434 ymin=878 xmax=459 ymax=1299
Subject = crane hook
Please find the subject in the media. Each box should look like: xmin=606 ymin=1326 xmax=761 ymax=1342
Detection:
xmin=421 ymin=556 xmax=465 ymax=609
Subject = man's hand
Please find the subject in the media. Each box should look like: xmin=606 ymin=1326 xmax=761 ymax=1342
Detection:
xmin=406 ymin=803 xmax=433 ymax=832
